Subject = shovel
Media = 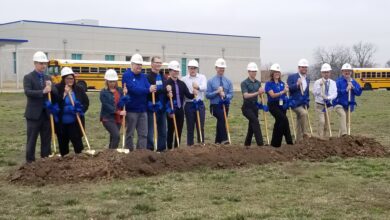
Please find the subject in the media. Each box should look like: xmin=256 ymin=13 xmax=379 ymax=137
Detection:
xmin=260 ymin=93 xmax=270 ymax=145
xmin=299 ymin=83 xmax=313 ymax=135
xmin=68 ymin=91 xmax=96 ymax=155
xmin=169 ymin=95 xmax=180 ymax=148
xmin=194 ymin=94 xmax=204 ymax=145
xmin=47 ymin=91 xmax=60 ymax=157
xmin=152 ymin=92 xmax=158 ymax=151
xmin=348 ymin=87 xmax=351 ymax=135
xmin=117 ymin=84 xmax=130 ymax=154
xmin=286 ymin=91 xmax=297 ymax=142
xmin=220 ymin=91 xmax=231 ymax=144
xmin=321 ymin=80 xmax=332 ymax=137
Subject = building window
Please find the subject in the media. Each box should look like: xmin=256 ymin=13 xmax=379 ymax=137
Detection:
xmin=181 ymin=58 xmax=187 ymax=76
xmin=125 ymin=56 xmax=132 ymax=61
xmin=105 ymin=55 xmax=115 ymax=61
xmin=71 ymin=53 xmax=82 ymax=60
xmin=12 ymin=52 xmax=17 ymax=74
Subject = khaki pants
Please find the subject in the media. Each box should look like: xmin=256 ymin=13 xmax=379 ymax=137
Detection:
xmin=334 ymin=105 xmax=349 ymax=136
xmin=315 ymin=103 xmax=331 ymax=138
xmin=292 ymin=106 xmax=309 ymax=141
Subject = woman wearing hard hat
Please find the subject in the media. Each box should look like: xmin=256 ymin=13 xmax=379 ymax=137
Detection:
xmin=265 ymin=64 xmax=293 ymax=147
xmin=99 ymin=69 xmax=127 ymax=149
xmin=54 ymin=67 xmax=89 ymax=156
xmin=240 ymin=62 xmax=264 ymax=147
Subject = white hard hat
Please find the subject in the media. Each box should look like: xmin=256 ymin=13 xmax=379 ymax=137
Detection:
xmin=33 ymin=51 xmax=49 ymax=62
xmin=321 ymin=63 xmax=332 ymax=72
xmin=298 ymin=58 xmax=309 ymax=67
xmin=215 ymin=58 xmax=227 ymax=68
xmin=270 ymin=63 xmax=281 ymax=72
xmin=187 ymin=59 xmax=199 ymax=68
xmin=247 ymin=62 xmax=258 ymax=71
xmin=61 ymin=67 xmax=74 ymax=77
xmin=104 ymin=69 xmax=118 ymax=81
xmin=130 ymin=53 xmax=143 ymax=64
xmin=341 ymin=63 xmax=353 ymax=70
xmin=168 ymin=60 xmax=181 ymax=72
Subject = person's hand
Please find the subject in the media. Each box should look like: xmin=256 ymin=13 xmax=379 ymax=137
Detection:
xmin=319 ymin=80 xmax=324 ymax=87
xmin=166 ymin=85 xmax=172 ymax=92
xmin=193 ymin=89 xmax=199 ymax=96
xmin=43 ymin=85 xmax=51 ymax=94
xmin=120 ymin=110 xmax=126 ymax=116
xmin=168 ymin=113 xmax=174 ymax=118
xmin=123 ymin=83 xmax=127 ymax=94
xmin=217 ymin=86 xmax=223 ymax=94
xmin=258 ymin=87 xmax=265 ymax=95
xmin=284 ymin=85 xmax=289 ymax=93
xmin=347 ymin=83 xmax=352 ymax=91
xmin=168 ymin=91 xmax=173 ymax=98
xmin=45 ymin=80 xmax=52 ymax=87
xmin=150 ymin=85 xmax=157 ymax=93
xmin=64 ymin=85 xmax=72 ymax=94
xmin=220 ymin=91 xmax=226 ymax=98
xmin=297 ymin=78 xmax=302 ymax=86
xmin=192 ymin=82 xmax=199 ymax=90
xmin=322 ymin=94 xmax=328 ymax=100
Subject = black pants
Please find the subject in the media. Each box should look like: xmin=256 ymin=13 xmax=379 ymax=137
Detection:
xmin=184 ymin=103 xmax=205 ymax=146
xmin=25 ymin=113 xmax=51 ymax=162
xmin=268 ymin=102 xmax=293 ymax=147
xmin=242 ymin=102 xmax=264 ymax=146
xmin=56 ymin=121 xmax=84 ymax=156
xmin=167 ymin=108 xmax=184 ymax=149
xmin=210 ymin=104 xmax=229 ymax=144
xmin=102 ymin=119 xmax=121 ymax=149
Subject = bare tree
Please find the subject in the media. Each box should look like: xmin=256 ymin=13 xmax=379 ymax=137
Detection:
xmin=386 ymin=60 xmax=390 ymax=67
xmin=352 ymin=41 xmax=377 ymax=67
xmin=312 ymin=45 xmax=353 ymax=79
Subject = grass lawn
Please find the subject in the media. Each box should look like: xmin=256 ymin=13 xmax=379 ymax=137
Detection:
xmin=0 ymin=90 xmax=389 ymax=219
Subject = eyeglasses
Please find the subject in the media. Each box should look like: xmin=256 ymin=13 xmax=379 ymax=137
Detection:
xmin=65 ymin=77 xmax=74 ymax=80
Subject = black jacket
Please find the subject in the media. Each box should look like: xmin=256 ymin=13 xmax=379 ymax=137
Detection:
xmin=99 ymin=87 xmax=123 ymax=119
xmin=23 ymin=70 xmax=58 ymax=120
xmin=146 ymin=71 xmax=167 ymax=103
xmin=166 ymin=78 xmax=194 ymax=109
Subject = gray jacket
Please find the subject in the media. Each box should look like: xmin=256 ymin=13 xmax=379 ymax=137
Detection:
xmin=23 ymin=70 xmax=57 ymax=120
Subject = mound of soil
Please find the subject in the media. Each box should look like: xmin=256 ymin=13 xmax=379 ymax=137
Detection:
xmin=9 ymin=136 xmax=389 ymax=185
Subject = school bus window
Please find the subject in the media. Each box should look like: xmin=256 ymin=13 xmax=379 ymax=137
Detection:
xmin=99 ymin=67 xmax=106 ymax=73
xmin=366 ymin=72 xmax=371 ymax=77
xmin=376 ymin=72 xmax=380 ymax=78
xmin=72 ymin=67 xmax=81 ymax=73
xmin=387 ymin=72 xmax=390 ymax=78
xmin=90 ymin=67 xmax=98 ymax=73
xmin=381 ymin=72 xmax=386 ymax=78
xmin=372 ymin=72 xmax=376 ymax=78
xmin=114 ymin=68 xmax=120 ymax=73
xmin=81 ymin=67 xmax=89 ymax=73
xmin=362 ymin=72 xmax=366 ymax=78
xmin=355 ymin=73 xmax=360 ymax=78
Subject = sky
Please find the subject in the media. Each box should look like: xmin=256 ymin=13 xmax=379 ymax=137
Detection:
xmin=1 ymin=0 xmax=389 ymax=72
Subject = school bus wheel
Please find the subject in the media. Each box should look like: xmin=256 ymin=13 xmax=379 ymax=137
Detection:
xmin=363 ymin=83 xmax=372 ymax=90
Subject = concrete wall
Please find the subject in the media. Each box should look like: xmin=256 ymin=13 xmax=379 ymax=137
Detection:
xmin=0 ymin=20 xmax=260 ymax=89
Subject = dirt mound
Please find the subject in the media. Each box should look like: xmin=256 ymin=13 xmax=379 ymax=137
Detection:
xmin=9 ymin=136 xmax=389 ymax=185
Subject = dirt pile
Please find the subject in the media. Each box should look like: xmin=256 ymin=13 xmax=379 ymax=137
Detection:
xmin=9 ymin=135 xmax=389 ymax=185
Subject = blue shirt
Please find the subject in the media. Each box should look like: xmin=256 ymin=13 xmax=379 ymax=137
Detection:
xmin=62 ymin=93 xmax=76 ymax=124
xmin=122 ymin=69 xmax=151 ymax=112
xmin=265 ymin=81 xmax=286 ymax=103
xmin=206 ymin=75 xmax=234 ymax=104
xmin=334 ymin=76 xmax=362 ymax=110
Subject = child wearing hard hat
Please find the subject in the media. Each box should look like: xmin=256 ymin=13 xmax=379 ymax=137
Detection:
xmin=100 ymin=69 xmax=127 ymax=149
xmin=240 ymin=62 xmax=264 ymax=147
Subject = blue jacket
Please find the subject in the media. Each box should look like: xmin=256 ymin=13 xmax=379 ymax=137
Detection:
xmin=122 ymin=69 xmax=150 ymax=112
xmin=99 ymin=87 xmax=123 ymax=120
xmin=287 ymin=73 xmax=310 ymax=108
xmin=334 ymin=76 xmax=362 ymax=111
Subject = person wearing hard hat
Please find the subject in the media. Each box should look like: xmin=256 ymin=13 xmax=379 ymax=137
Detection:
xmin=23 ymin=51 xmax=57 ymax=162
xmin=312 ymin=63 xmax=337 ymax=138
xmin=333 ymin=63 xmax=362 ymax=136
xmin=182 ymin=59 xmax=207 ymax=146
xmin=240 ymin=62 xmax=264 ymax=147
xmin=265 ymin=64 xmax=293 ymax=147
xmin=99 ymin=69 xmax=127 ymax=149
xmin=146 ymin=56 xmax=168 ymax=151
xmin=122 ymin=54 xmax=156 ymax=150
xmin=287 ymin=58 xmax=311 ymax=141
xmin=166 ymin=60 xmax=197 ymax=148
xmin=206 ymin=58 xmax=234 ymax=144
xmin=54 ymin=67 xmax=89 ymax=156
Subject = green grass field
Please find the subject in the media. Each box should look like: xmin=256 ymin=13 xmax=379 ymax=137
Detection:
xmin=0 ymin=91 xmax=389 ymax=219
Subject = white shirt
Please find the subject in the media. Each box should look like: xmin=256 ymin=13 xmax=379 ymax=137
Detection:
xmin=181 ymin=73 xmax=207 ymax=102
xmin=299 ymin=73 xmax=308 ymax=92
xmin=312 ymin=77 xmax=337 ymax=104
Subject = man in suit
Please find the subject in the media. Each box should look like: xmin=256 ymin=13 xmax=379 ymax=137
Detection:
xmin=23 ymin=51 xmax=57 ymax=162
xmin=287 ymin=58 xmax=311 ymax=141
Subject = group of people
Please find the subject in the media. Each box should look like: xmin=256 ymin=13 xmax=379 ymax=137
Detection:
xmin=23 ymin=51 xmax=362 ymax=162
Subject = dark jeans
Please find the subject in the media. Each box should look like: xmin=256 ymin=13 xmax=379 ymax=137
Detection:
xmin=25 ymin=113 xmax=51 ymax=162
xmin=56 ymin=122 xmax=84 ymax=156
xmin=210 ymin=104 xmax=229 ymax=144
xmin=241 ymin=102 xmax=264 ymax=146
xmin=147 ymin=110 xmax=167 ymax=151
xmin=102 ymin=119 xmax=121 ymax=149
xmin=184 ymin=102 xmax=205 ymax=146
xmin=167 ymin=107 xmax=184 ymax=149
xmin=268 ymin=102 xmax=293 ymax=147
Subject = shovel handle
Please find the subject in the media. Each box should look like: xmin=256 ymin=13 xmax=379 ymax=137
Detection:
xmin=260 ymin=94 xmax=270 ymax=145
xmin=169 ymin=96 xmax=180 ymax=147
xmin=152 ymin=92 xmax=158 ymax=151
xmin=47 ymin=92 xmax=57 ymax=154
xmin=286 ymin=91 xmax=297 ymax=142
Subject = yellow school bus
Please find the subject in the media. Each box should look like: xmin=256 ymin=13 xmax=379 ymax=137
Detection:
xmin=47 ymin=59 xmax=169 ymax=91
xmin=353 ymin=68 xmax=390 ymax=90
